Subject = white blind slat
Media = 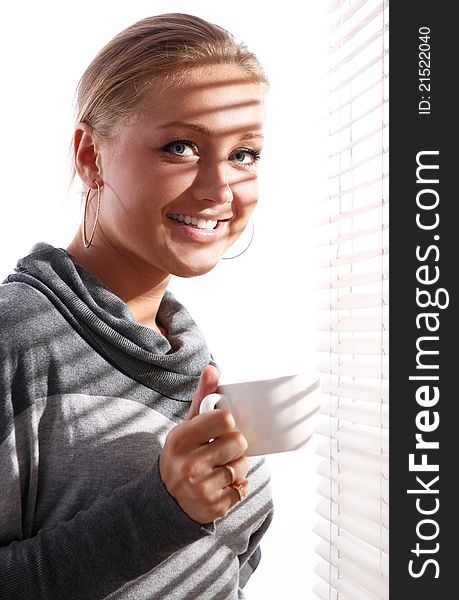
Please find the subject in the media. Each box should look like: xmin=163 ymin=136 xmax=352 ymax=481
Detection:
xmin=320 ymin=396 xmax=389 ymax=428
xmin=315 ymin=510 xmax=389 ymax=553
xmin=316 ymin=538 xmax=334 ymax=564
xmin=317 ymin=419 xmax=389 ymax=453
xmin=315 ymin=246 xmax=388 ymax=268
xmin=335 ymin=533 xmax=388 ymax=576
xmin=330 ymin=0 xmax=389 ymax=35
xmin=314 ymin=559 xmax=338 ymax=587
xmin=321 ymin=378 xmax=388 ymax=403
xmin=313 ymin=580 xmax=340 ymax=600
xmin=316 ymin=497 xmax=332 ymax=523
xmin=317 ymin=442 xmax=389 ymax=478
xmin=316 ymin=291 xmax=389 ymax=310
xmin=339 ymin=513 xmax=389 ymax=553
xmin=330 ymin=26 xmax=388 ymax=71
xmin=320 ymin=147 xmax=388 ymax=181
xmin=329 ymin=50 xmax=389 ymax=95
xmin=336 ymin=576 xmax=380 ymax=600
xmin=316 ymin=334 xmax=388 ymax=355
xmin=328 ymin=124 xmax=386 ymax=156
xmin=316 ymin=270 xmax=388 ymax=289
xmin=319 ymin=74 xmax=387 ymax=118
xmin=335 ymin=556 xmax=387 ymax=599
xmin=316 ymin=314 xmax=388 ymax=332
xmin=313 ymin=518 xmax=332 ymax=543
xmin=314 ymin=560 xmax=381 ymax=600
xmin=317 ymin=357 xmax=389 ymax=379
xmin=317 ymin=459 xmax=389 ymax=501
xmin=315 ymin=545 xmax=387 ymax=599
xmin=335 ymin=424 xmax=388 ymax=452
xmin=317 ymin=175 xmax=388 ymax=203
xmin=317 ymin=222 xmax=388 ymax=246
xmin=327 ymin=98 xmax=388 ymax=137
xmin=316 ymin=197 xmax=388 ymax=225
xmin=317 ymin=483 xmax=389 ymax=525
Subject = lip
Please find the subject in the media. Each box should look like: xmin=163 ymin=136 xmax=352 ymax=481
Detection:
xmin=166 ymin=212 xmax=232 ymax=222
xmin=165 ymin=214 xmax=227 ymax=242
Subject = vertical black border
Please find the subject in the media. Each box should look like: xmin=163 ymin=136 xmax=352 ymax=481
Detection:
xmin=390 ymin=2 xmax=456 ymax=597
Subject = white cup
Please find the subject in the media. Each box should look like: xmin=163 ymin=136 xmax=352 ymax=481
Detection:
xmin=199 ymin=372 xmax=321 ymax=457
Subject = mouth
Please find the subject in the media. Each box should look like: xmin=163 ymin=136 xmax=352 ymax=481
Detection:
xmin=166 ymin=213 xmax=225 ymax=230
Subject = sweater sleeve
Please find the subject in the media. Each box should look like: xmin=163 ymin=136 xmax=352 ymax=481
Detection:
xmin=0 ymin=458 xmax=214 ymax=600
xmin=238 ymin=502 xmax=274 ymax=589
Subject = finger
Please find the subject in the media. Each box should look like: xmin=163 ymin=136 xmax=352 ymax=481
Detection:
xmin=187 ymin=364 xmax=220 ymax=420
xmin=176 ymin=453 xmax=249 ymax=502
xmin=218 ymin=480 xmax=249 ymax=511
xmin=203 ymin=479 xmax=250 ymax=521
xmin=171 ymin=409 xmax=236 ymax=452
xmin=217 ymin=456 xmax=250 ymax=487
xmin=195 ymin=428 xmax=248 ymax=466
xmin=186 ymin=477 xmax=249 ymax=523
xmin=229 ymin=480 xmax=249 ymax=504
xmin=222 ymin=463 xmax=236 ymax=486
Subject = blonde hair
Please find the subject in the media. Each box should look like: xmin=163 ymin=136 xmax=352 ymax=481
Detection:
xmin=74 ymin=13 xmax=269 ymax=140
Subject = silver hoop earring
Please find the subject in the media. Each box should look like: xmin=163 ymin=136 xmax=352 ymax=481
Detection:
xmin=82 ymin=180 xmax=102 ymax=249
xmin=221 ymin=220 xmax=255 ymax=261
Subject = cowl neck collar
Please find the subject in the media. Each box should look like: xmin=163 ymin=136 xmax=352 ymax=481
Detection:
xmin=7 ymin=243 xmax=212 ymax=401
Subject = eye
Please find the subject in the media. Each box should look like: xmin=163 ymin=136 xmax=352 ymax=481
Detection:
xmin=162 ymin=140 xmax=196 ymax=157
xmin=230 ymin=148 xmax=261 ymax=168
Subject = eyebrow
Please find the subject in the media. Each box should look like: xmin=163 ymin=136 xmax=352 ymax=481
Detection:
xmin=158 ymin=120 xmax=264 ymax=140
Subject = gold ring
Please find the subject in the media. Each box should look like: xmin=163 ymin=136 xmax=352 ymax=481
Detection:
xmin=230 ymin=482 xmax=247 ymax=502
xmin=223 ymin=464 xmax=236 ymax=485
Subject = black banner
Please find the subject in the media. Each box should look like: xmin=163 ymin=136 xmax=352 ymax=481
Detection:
xmin=390 ymin=2 xmax=456 ymax=597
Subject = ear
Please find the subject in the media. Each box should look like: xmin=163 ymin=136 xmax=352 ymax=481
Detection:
xmin=74 ymin=122 xmax=103 ymax=188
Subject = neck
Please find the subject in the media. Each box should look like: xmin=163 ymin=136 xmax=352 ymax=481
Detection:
xmin=67 ymin=231 xmax=171 ymax=335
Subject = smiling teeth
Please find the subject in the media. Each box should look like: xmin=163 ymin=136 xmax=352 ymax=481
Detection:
xmin=168 ymin=214 xmax=218 ymax=230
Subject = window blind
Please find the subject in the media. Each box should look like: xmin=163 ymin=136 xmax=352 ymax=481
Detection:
xmin=313 ymin=1 xmax=388 ymax=599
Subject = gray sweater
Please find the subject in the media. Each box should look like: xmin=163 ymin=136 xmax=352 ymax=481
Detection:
xmin=0 ymin=243 xmax=273 ymax=599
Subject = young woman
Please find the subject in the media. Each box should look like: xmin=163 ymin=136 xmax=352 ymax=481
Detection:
xmin=0 ymin=12 xmax=273 ymax=600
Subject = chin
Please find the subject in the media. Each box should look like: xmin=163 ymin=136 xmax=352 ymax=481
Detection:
xmin=172 ymin=257 xmax=220 ymax=279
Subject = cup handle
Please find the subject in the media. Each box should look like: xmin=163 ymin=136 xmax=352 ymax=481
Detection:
xmin=199 ymin=393 xmax=224 ymax=414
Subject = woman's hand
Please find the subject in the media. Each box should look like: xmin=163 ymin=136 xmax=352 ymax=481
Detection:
xmin=159 ymin=365 xmax=250 ymax=524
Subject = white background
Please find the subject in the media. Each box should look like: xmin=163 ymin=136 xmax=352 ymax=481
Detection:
xmin=0 ymin=2 xmax=327 ymax=597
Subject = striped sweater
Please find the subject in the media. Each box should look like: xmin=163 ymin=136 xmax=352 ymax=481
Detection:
xmin=0 ymin=243 xmax=273 ymax=599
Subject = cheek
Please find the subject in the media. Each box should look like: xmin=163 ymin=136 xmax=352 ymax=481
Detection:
xmin=137 ymin=164 xmax=199 ymax=212
xmin=228 ymin=180 xmax=258 ymax=238
xmin=234 ymin=176 xmax=259 ymax=212
xmin=153 ymin=168 xmax=194 ymax=199
xmin=112 ymin=166 xmax=192 ymax=215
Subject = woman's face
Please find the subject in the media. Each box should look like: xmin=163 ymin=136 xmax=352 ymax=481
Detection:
xmin=91 ymin=64 xmax=265 ymax=278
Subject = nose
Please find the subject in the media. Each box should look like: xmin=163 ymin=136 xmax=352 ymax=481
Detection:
xmin=191 ymin=158 xmax=233 ymax=205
